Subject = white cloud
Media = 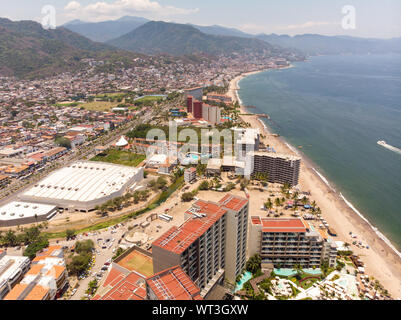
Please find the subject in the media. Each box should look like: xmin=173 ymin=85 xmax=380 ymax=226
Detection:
xmin=64 ymin=0 xmax=199 ymax=22
xmin=278 ymin=21 xmax=339 ymax=31
xmin=65 ymin=1 xmax=81 ymax=11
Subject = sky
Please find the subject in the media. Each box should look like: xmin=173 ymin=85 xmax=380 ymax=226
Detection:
xmin=1 ymin=0 xmax=401 ymax=38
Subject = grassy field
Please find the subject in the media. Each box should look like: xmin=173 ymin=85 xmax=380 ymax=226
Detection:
xmin=90 ymin=150 xmax=145 ymax=167
xmin=79 ymin=101 xmax=120 ymax=111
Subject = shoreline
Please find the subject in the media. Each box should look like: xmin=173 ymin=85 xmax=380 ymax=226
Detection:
xmin=228 ymin=66 xmax=401 ymax=298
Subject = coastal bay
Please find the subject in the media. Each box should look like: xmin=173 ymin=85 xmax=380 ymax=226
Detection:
xmin=228 ymin=55 xmax=401 ymax=298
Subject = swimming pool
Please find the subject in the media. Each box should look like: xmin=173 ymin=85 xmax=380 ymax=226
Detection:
xmin=235 ymin=271 xmax=252 ymax=292
xmin=274 ymin=268 xmax=297 ymax=277
xmin=274 ymin=268 xmax=322 ymax=277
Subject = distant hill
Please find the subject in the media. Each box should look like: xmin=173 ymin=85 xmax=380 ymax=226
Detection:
xmin=256 ymin=33 xmax=401 ymax=55
xmin=64 ymin=16 xmax=150 ymax=42
xmin=0 ymin=18 xmax=127 ymax=78
xmin=107 ymin=21 xmax=274 ymax=56
xmin=190 ymin=24 xmax=253 ymax=38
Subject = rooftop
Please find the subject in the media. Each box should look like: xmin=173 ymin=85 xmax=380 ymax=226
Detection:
xmin=152 ymin=199 xmax=227 ymax=255
xmin=0 ymin=201 xmax=57 ymax=222
xmin=21 ymin=161 xmax=142 ymax=205
xmin=251 ymin=217 xmax=308 ymax=233
xmin=146 ymin=266 xmax=202 ymax=300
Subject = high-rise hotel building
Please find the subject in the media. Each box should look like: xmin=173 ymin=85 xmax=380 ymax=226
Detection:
xmin=152 ymin=195 xmax=249 ymax=296
xmin=252 ymin=151 xmax=301 ymax=186
xmin=248 ymin=217 xmax=337 ymax=268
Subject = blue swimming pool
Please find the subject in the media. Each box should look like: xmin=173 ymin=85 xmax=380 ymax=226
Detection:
xmin=274 ymin=268 xmax=322 ymax=277
xmin=235 ymin=271 xmax=252 ymax=292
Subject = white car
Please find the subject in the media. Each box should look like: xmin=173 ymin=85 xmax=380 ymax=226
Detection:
xmin=71 ymin=289 xmax=77 ymax=296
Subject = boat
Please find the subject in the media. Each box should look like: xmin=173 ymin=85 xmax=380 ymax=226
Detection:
xmin=377 ymin=140 xmax=401 ymax=154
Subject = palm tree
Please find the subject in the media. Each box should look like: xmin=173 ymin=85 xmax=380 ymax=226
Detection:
xmin=265 ymin=198 xmax=273 ymax=211
xmin=274 ymin=198 xmax=281 ymax=208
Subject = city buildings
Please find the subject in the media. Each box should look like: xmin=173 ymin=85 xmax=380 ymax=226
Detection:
xmin=152 ymin=195 xmax=248 ymax=297
xmin=248 ymin=217 xmax=337 ymax=269
xmin=0 ymin=252 xmax=31 ymax=300
xmin=20 ymin=161 xmax=144 ymax=212
xmin=3 ymin=246 xmax=68 ymax=300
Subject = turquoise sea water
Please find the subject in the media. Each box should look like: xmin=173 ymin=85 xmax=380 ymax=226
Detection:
xmin=238 ymin=54 xmax=401 ymax=251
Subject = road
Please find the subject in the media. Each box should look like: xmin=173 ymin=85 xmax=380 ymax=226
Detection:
xmin=59 ymin=223 xmax=128 ymax=300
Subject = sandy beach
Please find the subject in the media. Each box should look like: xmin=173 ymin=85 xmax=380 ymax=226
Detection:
xmin=228 ymin=69 xmax=401 ymax=298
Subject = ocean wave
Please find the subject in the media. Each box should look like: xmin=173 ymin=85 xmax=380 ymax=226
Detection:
xmin=285 ymin=142 xmax=301 ymax=156
xmin=340 ymin=193 xmax=401 ymax=259
xmin=312 ymin=168 xmax=336 ymax=192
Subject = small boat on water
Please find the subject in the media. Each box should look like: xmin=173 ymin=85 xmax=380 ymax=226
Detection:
xmin=377 ymin=140 xmax=401 ymax=154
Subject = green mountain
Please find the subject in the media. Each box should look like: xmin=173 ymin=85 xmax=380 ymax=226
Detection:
xmin=256 ymin=34 xmax=401 ymax=55
xmin=64 ymin=16 xmax=150 ymax=42
xmin=190 ymin=24 xmax=253 ymax=38
xmin=0 ymin=18 xmax=126 ymax=78
xmin=107 ymin=21 xmax=273 ymax=56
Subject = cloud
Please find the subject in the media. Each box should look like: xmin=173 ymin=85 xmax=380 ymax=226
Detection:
xmin=64 ymin=0 xmax=199 ymax=22
xmin=278 ymin=21 xmax=339 ymax=31
xmin=65 ymin=1 xmax=81 ymax=11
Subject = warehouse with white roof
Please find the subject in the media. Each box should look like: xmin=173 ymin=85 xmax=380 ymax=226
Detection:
xmin=19 ymin=161 xmax=144 ymax=212
xmin=0 ymin=201 xmax=58 ymax=227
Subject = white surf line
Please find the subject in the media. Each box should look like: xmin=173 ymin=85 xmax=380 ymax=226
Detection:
xmin=340 ymin=193 xmax=401 ymax=259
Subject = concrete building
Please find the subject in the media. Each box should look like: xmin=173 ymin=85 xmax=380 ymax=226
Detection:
xmin=252 ymin=151 xmax=301 ymax=186
xmin=184 ymin=167 xmax=196 ymax=183
xmin=3 ymin=246 xmax=68 ymax=300
xmin=0 ymin=201 xmax=58 ymax=227
xmin=20 ymin=161 xmax=144 ymax=212
xmin=0 ymin=254 xmax=31 ymax=300
xmin=233 ymin=128 xmax=260 ymax=159
xmin=248 ymin=217 xmax=337 ymax=269
xmin=152 ymin=195 xmax=249 ymax=296
xmin=202 ymin=104 xmax=221 ymax=124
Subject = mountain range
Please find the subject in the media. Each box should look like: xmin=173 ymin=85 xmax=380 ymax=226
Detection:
xmin=0 ymin=18 xmax=133 ymax=78
xmin=106 ymin=21 xmax=274 ymax=56
xmin=64 ymin=16 xmax=150 ymax=43
xmin=64 ymin=16 xmax=401 ymax=56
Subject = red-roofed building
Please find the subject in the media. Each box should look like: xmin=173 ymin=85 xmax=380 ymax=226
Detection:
xmin=152 ymin=194 xmax=249 ymax=296
xmin=248 ymin=217 xmax=337 ymax=268
xmin=146 ymin=266 xmax=202 ymax=300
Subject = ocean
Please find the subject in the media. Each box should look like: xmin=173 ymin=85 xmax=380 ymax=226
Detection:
xmin=238 ymin=54 xmax=401 ymax=252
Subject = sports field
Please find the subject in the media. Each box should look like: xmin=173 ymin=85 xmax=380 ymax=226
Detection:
xmin=117 ymin=250 xmax=154 ymax=277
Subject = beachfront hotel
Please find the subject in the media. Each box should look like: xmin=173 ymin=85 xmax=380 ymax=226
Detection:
xmin=248 ymin=217 xmax=337 ymax=268
xmin=252 ymin=151 xmax=301 ymax=186
xmin=152 ymin=195 xmax=249 ymax=296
